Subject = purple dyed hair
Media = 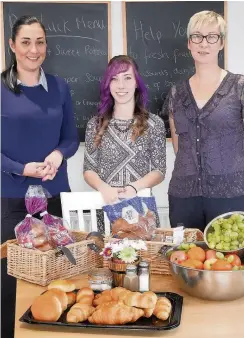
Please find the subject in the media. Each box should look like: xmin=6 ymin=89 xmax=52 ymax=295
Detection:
xmin=97 ymin=55 xmax=148 ymax=116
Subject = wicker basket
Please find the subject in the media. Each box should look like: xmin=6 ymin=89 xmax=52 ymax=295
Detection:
xmin=6 ymin=231 xmax=103 ymax=286
xmin=104 ymin=228 xmax=204 ymax=276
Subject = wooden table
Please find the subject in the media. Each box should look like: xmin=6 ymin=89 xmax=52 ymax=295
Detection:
xmin=15 ymin=274 xmax=244 ymax=338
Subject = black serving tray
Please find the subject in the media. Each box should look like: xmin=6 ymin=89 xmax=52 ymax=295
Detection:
xmin=19 ymin=292 xmax=183 ymax=331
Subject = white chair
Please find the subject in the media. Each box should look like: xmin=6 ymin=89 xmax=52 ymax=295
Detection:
xmin=60 ymin=188 xmax=151 ymax=235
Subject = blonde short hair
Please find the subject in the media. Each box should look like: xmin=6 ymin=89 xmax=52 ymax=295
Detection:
xmin=187 ymin=10 xmax=226 ymax=39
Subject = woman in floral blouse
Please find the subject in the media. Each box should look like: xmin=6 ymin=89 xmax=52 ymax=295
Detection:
xmin=83 ymin=55 xmax=166 ymax=231
xmin=163 ymin=11 xmax=244 ymax=231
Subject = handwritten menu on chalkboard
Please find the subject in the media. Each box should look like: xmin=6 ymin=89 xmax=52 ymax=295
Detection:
xmin=3 ymin=2 xmax=109 ymax=142
xmin=126 ymin=1 xmax=225 ymax=137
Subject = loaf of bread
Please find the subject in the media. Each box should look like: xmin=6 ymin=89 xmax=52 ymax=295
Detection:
xmin=31 ymin=293 xmax=63 ymax=321
xmin=48 ymin=279 xmax=76 ymax=292
xmin=45 ymin=289 xmax=68 ymax=311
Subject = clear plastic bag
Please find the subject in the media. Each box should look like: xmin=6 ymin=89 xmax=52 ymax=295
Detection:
xmin=103 ymin=196 xmax=158 ymax=240
xmin=40 ymin=211 xmax=74 ymax=247
xmin=14 ymin=186 xmax=53 ymax=251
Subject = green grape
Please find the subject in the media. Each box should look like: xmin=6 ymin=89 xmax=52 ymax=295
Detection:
xmin=238 ymin=223 xmax=244 ymax=230
xmin=223 ymin=244 xmax=230 ymax=251
xmin=224 ymin=236 xmax=231 ymax=243
xmin=208 ymin=242 xmax=216 ymax=249
xmin=232 ymin=225 xmax=238 ymax=231
xmin=230 ymin=232 xmax=238 ymax=239
xmin=216 ymin=252 xmax=224 ymax=259
xmin=189 ymin=243 xmax=196 ymax=248
xmin=231 ymin=240 xmax=239 ymax=246
xmin=232 ymin=266 xmax=239 ymax=271
xmin=215 ymin=235 xmax=221 ymax=243
xmin=216 ymin=243 xmax=223 ymax=250
xmin=181 ymin=243 xmax=190 ymax=250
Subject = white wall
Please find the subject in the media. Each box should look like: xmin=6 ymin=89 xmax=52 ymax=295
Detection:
xmin=67 ymin=1 xmax=244 ymax=210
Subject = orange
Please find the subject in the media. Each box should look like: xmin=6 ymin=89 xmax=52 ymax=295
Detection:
xmin=180 ymin=259 xmax=203 ymax=270
xmin=187 ymin=247 xmax=206 ymax=262
xmin=211 ymin=260 xmax=232 ymax=271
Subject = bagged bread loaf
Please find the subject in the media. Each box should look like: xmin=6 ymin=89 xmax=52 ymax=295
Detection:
xmin=103 ymin=196 xmax=158 ymax=240
xmin=14 ymin=186 xmax=52 ymax=251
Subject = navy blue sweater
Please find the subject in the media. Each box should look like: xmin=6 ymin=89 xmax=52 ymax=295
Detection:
xmin=1 ymin=74 xmax=79 ymax=198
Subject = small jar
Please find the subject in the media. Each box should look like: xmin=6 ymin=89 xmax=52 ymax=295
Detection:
xmin=138 ymin=261 xmax=150 ymax=292
xmin=88 ymin=268 xmax=113 ymax=291
xmin=123 ymin=265 xmax=139 ymax=291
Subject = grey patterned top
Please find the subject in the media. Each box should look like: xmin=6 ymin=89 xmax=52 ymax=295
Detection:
xmin=163 ymin=71 xmax=244 ymax=198
xmin=83 ymin=113 xmax=166 ymax=187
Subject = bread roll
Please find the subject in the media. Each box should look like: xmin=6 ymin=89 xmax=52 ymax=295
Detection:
xmin=76 ymin=287 xmax=94 ymax=304
xmin=48 ymin=279 xmax=76 ymax=292
xmin=31 ymin=293 xmax=62 ymax=321
xmin=46 ymin=289 xmax=68 ymax=311
xmin=67 ymin=292 xmax=76 ymax=306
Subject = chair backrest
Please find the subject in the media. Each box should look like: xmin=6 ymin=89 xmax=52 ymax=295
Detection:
xmin=60 ymin=188 xmax=151 ymax=235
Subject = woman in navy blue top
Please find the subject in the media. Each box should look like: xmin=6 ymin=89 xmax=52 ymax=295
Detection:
xmin=1 ymin=15 xmax=79 ymax=337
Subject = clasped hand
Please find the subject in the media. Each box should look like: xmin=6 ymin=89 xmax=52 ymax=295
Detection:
xmin=99 ymin=184 xmax=137 ymax=205
xmin=23 ymin=150 xmax=63 ymax=181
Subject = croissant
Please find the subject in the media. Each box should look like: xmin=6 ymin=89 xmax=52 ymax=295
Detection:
xmin=153 ymin=297 xmax=172 ymax=321
xmin=143 ymin=307 xmax=154 ymax=318
xmin=76 ymin=287 xmax=94 ymax=303
xmin=88 ymin=303 xmax=143 ymax=325
xmin=93 ymin=287 xmax=126 ymax=306
xmin=66 ymin=303 xmax=95 ymax=323
xmin=122 ymin=291 xmax=158 ymax=309
xmin=66 ymin=292 xmax=76 ymax=306
xmin=95 ymin=300 xmax=123 ymax=310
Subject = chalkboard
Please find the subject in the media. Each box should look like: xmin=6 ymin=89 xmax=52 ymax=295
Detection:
xmin=125 ymin=1 xmax=225 ymax=138
xmin=3 ymin=2 xmax=110 ymax=142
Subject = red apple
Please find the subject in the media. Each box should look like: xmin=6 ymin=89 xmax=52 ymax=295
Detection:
xmin=211 ymin=260 xmax=232 ymax=271
xmin=205 ymin=250 xmax=217 ymax=260
xmin=225 ymin=254 xmax=241 ymax=267
xmin=203 ymin=258 xmax=217 ymax=270
xmin=170 ymin=250 xmax=187 ymax=264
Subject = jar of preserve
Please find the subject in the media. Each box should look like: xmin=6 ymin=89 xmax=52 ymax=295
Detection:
xmin=88 ymin=268 xmax=113 ymax=291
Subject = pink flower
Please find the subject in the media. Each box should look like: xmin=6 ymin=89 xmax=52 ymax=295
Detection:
xmin=103 ymin=246 xmax=113 ymax=258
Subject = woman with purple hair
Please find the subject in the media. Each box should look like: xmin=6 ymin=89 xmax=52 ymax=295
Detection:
xmin=83 ymin=55 xmax=166 ymax=232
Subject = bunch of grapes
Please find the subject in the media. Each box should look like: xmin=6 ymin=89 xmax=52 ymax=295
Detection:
xmin=207 ymin=213 xmax=244 ymax=251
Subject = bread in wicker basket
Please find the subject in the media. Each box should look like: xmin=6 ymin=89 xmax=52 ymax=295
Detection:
xmin=5 ymin=231 xmax=103 ymax=286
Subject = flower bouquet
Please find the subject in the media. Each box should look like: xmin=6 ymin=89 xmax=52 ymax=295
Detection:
xmin=100 ymin=238 xmax=147 ymax=286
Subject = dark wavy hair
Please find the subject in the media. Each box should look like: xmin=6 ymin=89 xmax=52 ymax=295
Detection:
xmin=94 ymin=55 xmax=149 ymax=146
xmin=1 ymin=15 xmax=46 ymax=93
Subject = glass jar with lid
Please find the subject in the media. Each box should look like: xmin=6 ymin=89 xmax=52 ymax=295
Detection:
xmin=88 ymin=268 xmax=113 ymax=291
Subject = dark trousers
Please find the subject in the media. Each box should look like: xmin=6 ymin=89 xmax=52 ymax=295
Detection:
xmin=169 ymin=194 xmax=244 ymax=233
xmin=1 ymin=195 xmax=62 ymax=338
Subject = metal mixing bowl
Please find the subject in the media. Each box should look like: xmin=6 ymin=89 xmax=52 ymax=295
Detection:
xmin=162 ymin=242 xmax=244 ymax=301
xmin=204 ymin=211 xmax=244 ymax=255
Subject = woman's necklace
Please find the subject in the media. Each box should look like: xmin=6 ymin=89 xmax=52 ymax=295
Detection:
xmin=113 ymin=119 xmax=134 ymax=133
